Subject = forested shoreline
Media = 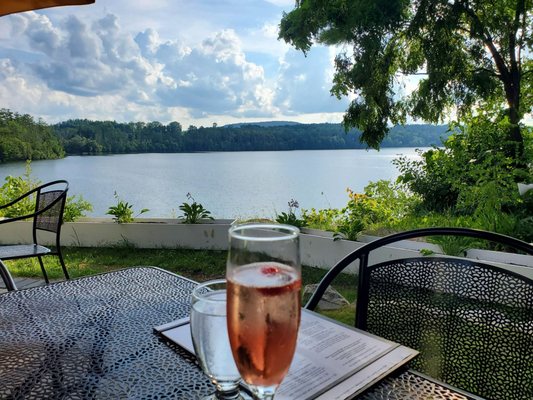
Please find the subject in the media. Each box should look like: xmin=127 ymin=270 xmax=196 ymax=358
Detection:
xmin=0 ymin=109 xmax=450 ymax=162
xmin=0 ymin=110 xmax=65 ymax=162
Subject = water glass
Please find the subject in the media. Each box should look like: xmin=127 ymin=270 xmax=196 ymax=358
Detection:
xmin=226 ymin=223 xmax=301 ymax=400
xmin=191 ymin=279 xmax=242 ymax=400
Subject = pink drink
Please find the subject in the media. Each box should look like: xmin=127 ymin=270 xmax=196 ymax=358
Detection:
xmin=227 ymin=262 xmax=301 ymax=387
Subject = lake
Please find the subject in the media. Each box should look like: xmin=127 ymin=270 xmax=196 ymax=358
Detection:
xmin=0 ymin=148 xmax=425 ymax=219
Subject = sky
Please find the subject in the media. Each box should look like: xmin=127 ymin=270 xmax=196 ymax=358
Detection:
xmin=0 ymin=0 xmax=354 ymax=128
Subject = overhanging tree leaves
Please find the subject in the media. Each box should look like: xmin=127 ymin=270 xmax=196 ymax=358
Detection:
xmin=279 ymin=0 xmax=532 ymax=158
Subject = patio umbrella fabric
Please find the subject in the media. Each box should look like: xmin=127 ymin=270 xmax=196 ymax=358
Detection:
xmin=0 ymin=0 xmax=94 ymax=16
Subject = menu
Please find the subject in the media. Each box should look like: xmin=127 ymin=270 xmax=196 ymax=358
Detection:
xmin=154 ymin=310 xmax=417 ymax=400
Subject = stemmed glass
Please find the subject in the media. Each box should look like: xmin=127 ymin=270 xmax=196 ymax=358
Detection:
xmin=191 ymin=279 xmax=242 ymax=400
xmin=226 ymin=223 xmax=301 ymax=400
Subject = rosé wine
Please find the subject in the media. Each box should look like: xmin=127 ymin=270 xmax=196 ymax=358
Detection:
xmin=227 ymin=262 xmax=301 ymax=387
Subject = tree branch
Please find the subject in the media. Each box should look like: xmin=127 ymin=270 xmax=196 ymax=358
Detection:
xmin=472 ymin=67 xmax=500 ymax=78
xmin=456 ymin=0 xmax=510 ymax=82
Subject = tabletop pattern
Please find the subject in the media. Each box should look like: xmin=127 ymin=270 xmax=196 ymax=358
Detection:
xmin=362 ymin=371 xmax=470 ymax=400
xmin=0 ymin=267 xmax=212 ymax=399
xmin=0 ymin=267 xmax=480 ymax=399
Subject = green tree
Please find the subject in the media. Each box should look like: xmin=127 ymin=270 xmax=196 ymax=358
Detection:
xmin=0 ymin=109 xmax=64 ymax=162
xmin=279 ymin=1 xmax=532 ymax=161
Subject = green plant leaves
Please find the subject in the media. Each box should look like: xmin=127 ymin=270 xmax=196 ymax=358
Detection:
xmin=179 ymin=197 xmax=214 ymax=224
xmin=106 ymin=192 xmax=148 ymax=224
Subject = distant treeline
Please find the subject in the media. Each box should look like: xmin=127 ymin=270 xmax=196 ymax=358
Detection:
xmin=54 ymin=119 xmax=450 ymax=155
xmin=0 ymin=109 xmax=64 ymax=162
xmin=0 ymin=109 xmax=450 ymax=162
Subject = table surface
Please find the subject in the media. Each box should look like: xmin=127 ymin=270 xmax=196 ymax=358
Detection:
xmin=0 ymin=267 xmax=478 ymax=399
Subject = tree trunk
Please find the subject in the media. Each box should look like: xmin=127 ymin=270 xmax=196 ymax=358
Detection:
xmin=503 ymin=68 xmax=525 ymax=165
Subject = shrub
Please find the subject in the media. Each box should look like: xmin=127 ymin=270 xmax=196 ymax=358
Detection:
xmin=394 ymin=116 xmax=533 ymax=240
xmin=302 ymin=208 xmax=341 ymax=232
xmin=276 ymin=199 xmax=307 ymax=229
xmin=107 ymin=192 xmax=148 ymax=223
xmin=179 ymin=193 xmax=213 ymax=224
xmin=64 ymin=195 xmax=93 ymax=222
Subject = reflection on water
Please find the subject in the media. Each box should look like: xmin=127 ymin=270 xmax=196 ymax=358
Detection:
xmin=0 ymin=148 xmax=424 ymax=219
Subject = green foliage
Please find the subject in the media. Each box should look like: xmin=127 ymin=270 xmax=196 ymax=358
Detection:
xmin=179 ymin=193 xmax=213 ymax=224
xmin=302 ymin=208 xmax=341 ymax=232
xmin=336 ymin=182 xmax=415 ymax=241
xmin=107 ymin=192 xmax=148 ymax=224
xmin=333 ymin=190 xmax=374 ymax=241
xmin=279 ymin=1 xmax=532 ymax=157
xmin=428 ymin=236 xmax=481 ymax=257
xmin=395 ymin=116 xmax=533 ymax=241
xmin=303 ymin=181 xmax=414 ymax=241
xmin=63 ymin=195 xmax=93 ymax=222
xmin=0 ymin=161 xmax=36 ymax=217
xmin=54 ymin=119 xmax=449 ymax=155
xmin=334 ymin=218 xmax=366 ymax=242
xmin=276 ymin=199 xmax=307 ymax=229
xmin=363 ymin=180 xmax=414 ymax=224
xmin=0 ymin=109 xmax=64 ymax=162
xmin=0 ymin=161 xmax=92 ymax=221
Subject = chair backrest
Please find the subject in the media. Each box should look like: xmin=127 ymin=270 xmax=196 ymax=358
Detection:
xmin=30 ymin=180 xmax=68 ymax=249
xmin=305 ymin=227 xmax=533 ymax=400
xmin=34 ymin=181 xmax=68 ymax=234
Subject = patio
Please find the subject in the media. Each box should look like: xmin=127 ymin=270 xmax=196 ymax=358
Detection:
xmin=1 ymin=224 xmax=532 ymax=399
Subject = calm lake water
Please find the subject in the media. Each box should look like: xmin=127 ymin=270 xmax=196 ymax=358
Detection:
xmin=0 ymin=148 xmax=425 ymax=219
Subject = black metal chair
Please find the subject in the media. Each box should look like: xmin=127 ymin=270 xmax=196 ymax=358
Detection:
xmin=306 ymin=227 xmax=533 ymax=400
xmin=0 ymin=180 xmax=69 ymax=284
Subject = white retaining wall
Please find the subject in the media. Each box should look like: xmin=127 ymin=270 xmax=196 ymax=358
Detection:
xmin=0 ymin=219 xmax=531 ymax=279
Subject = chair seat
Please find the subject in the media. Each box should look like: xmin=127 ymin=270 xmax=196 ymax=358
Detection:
xmin=0 ymin=244 xmax=51 ymax=260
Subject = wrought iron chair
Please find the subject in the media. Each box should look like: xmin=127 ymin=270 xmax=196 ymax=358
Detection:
xmin=306 ymin=227 xmax=533 ymax=400
xmin=0 ymin=180 xmax=69 ymax=284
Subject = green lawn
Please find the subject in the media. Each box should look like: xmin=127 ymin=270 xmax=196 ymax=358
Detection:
xmin=5 ymin=246 xmax=358 ymax=325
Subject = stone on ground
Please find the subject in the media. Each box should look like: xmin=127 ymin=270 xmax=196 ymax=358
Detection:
xmin=303 ymin=283 xmax=350 ymax=310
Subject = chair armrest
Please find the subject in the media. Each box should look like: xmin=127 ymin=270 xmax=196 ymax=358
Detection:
xmin=0 ymin=214 xmax=35 ymax=224
xmin=0 ymin=183 xmax=46 ymax=210
xmin=0 ymin=192 xmax=67 ymax=224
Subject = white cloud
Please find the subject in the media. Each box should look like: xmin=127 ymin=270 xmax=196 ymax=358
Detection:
xmin=263 ymin=0 xmax=296 ymax=8
xmin=1 ymin=12 xmax=278 ymax=120
xmin=0 ymin=3 xmax=351 ymax=126
xmin=274 ymin=46 xmax=349 ymax=114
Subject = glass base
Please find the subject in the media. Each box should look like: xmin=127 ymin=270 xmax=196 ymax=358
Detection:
xmin=248 ymin=385 xmax=277 ymax=400
xmin=200 ymin=390 xmax=251 ymax=400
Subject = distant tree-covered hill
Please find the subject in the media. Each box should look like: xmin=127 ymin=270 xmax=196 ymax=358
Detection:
xmin=0 ymin=109 xmax=64 ymax=162
xmin=0 ymin=108 xmax=451 ymax=162
xmin=224 ymin=121 xmax=302 ymax=128
xmin=54 ymin=119 xmax=450 ymax=155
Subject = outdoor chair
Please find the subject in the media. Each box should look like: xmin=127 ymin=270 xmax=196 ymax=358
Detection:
xmin=306 ymin=227 xmax=533 ymax=400
xmin=0 ymin=180 xmax=69 ymax=284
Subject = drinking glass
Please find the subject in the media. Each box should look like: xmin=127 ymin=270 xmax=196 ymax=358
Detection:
xmin=226 ymin=223 xmax=301 ymax=400
xmin=191 ymin=279 xmax=242 ymax=400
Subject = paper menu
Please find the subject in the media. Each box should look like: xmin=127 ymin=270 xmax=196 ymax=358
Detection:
xmin=154 ymin=310 xmax=417 ymax=400
xmin=275 ymin=311 xmax=402 ymax=399
xmin=314 ymin=346 xmax=417 ymax=400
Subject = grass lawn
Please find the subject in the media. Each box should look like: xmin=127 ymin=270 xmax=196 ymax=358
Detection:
xmin=4 ymin=246 xmax=358 ymax=325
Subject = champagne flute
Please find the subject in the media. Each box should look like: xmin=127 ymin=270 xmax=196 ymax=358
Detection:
xmin=191 ymin=279 xmax=242 ymax=400
xmin=226 ymin=223 xmax=301 ymax=400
